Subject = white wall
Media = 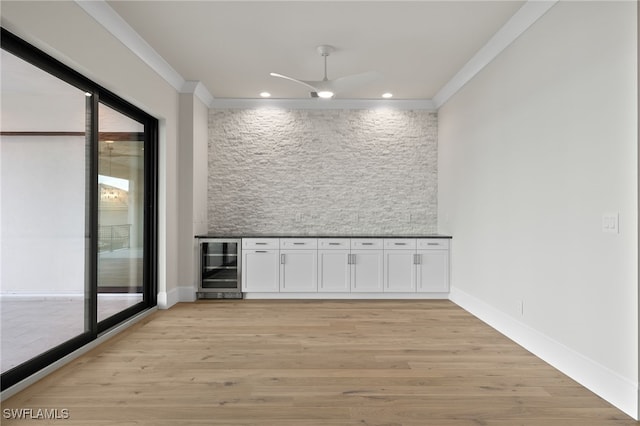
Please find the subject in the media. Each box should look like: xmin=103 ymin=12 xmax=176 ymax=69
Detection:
xmin=438 ymin=1 xmax=638 ymax=418
xmin=1 ymin=1 xmax=181 ymax=308
xmin=1 ymin=137 xmax=85 ymax=294
xmin=177 ymin=91 xmax=209 ymax=301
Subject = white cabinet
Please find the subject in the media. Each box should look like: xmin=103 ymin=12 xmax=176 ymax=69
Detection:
xmin=384 ymin=250 xmax=416 ymax=292
xmin=416 ymin=250 xmax=449 ymax=293
xmin=280 ymin=238 xmax=317 ymax=292
xmin=349 ymin=239 xmax=384 ymax=292
xmin=384 ymin=239 xmax=416 ymax=292
xmin=242 ymin=249 xmax=279 ymax=292
xmin=350 ymin=249 xmax=384 ymax=292
xmin=318 ymin=249 xmax=351 ymax=292
xmin=242 ymin=237 xmax=450 ymax=296
xmin=384 ymin=238 xmax=449 ymax=293
xmin=318 ymin=239 xmax=384 ymax=292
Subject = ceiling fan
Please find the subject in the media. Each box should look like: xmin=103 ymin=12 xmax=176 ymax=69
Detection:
xmin=270 ymin=45 xmax=381 ymax=99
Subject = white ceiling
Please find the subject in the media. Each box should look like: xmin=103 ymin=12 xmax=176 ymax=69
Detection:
xmin=105 ymin=1 xmax=526 ymax=101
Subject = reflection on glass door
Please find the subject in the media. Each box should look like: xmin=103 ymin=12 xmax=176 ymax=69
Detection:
xmin=0 ymin=50 xmax=89 ymax=374
xmin=97 ymin=104 xmax=145 ymax=322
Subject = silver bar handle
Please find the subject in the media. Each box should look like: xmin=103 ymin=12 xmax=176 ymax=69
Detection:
xmin=329 ymin=242 xmax=341 ymax=246
xmin=395 ymin=242 xmax=407 ymax=245
xmin=255 ymin=242 xmax=268 ymax=245
xmin=427 ymin=242 xmax=439 ymax=246
xmin=293 ymin=242 xmax=305 ymax=245
xmin=256 ymin=250 xmax=267 ymax=253
xmin=362 ymin=242 xmax=374 ymax=246
xmin=280 ymin=254 xmax=285 ymax=264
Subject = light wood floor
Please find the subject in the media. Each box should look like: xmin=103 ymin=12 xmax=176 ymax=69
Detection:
xmin=2 ymin=300 xmax=637 ymax=425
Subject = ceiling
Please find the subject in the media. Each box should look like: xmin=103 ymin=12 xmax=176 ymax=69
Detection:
xmin=105 ymin=1 xmax=525 ymax=101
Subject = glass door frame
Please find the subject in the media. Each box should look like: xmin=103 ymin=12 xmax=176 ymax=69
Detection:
xmin=1 ymin=28 xmax=157 ymax=390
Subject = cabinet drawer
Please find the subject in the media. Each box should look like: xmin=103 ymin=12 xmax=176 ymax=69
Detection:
xmin=280 ymin=238 xmax=318 ymax=249
xmin=242 ymin=238 xmax=280 ymax=249
xmin=351 ymin=239 xmax=383 ymax=249
xmin=318 ymin=239 xmax=350 ymax=249
xmin=417 ymin=239 xmax=450 ymax=250
xmin=384 ymin=239 xmax=417 ymax=250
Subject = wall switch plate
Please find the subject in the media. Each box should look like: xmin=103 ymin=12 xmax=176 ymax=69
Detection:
xmin=602 ymin=213 xmax=619 ymax=234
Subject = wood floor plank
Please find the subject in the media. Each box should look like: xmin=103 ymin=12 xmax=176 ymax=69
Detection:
xmin=2 ymin=300 xmax=636 ymax=425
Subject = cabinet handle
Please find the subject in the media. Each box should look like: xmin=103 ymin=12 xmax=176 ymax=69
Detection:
xmin=329 ymin=243 xmax=341 ymax=246
xmin=293 ymin=242 xmax=305 ymax=245
xmin=255 ymin=250 xmax=267 ymax=253
xmin=415 ymin=254 xmax=422 ymax=264
xmin=255 ymin=242 xmax=267 ymax=245
xmin=395 ymin=242 xmax=406 ymax=245
xmin=362 ymin=242 xmax=374 ymax=246
xmin=347 ymin=254 xmax=351 ymax=265
xmin=427 ymin=242 xmax=439 ymax=246
xmin=280 ymin=254 xmax=285 ymax=264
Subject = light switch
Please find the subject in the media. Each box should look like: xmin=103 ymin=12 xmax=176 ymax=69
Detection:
xmin=602 ymin=213 xmax=619 ymax=234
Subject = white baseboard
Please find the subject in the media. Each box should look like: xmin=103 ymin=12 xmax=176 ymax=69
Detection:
xmin=0 ymin=293 xmax=83 ymax=300
xmin=158 ymin=286 xmax=196 ymax=308
xmin=244 ymin=292 xmax=450 ymax=300
xmin=449 ymin=287 xmax=639 ymax=421
xmin=157 ymin=288 xmax=177 ymax=309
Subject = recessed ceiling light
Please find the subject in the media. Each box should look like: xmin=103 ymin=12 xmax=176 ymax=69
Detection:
xmin=382 ymin=93 xmax=393 ymax=99
xmin=317 ymin=91 xmax=334 ymax=99
xmin=260 ymin=92 xmax=271 ymax=98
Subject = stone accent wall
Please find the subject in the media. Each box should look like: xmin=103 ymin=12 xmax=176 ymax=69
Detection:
xmin=208 ymin=108 xmax=437 ymax=235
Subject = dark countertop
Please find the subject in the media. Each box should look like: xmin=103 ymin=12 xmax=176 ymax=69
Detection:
xmin=195 ymin=234 xmax=452 ymax=239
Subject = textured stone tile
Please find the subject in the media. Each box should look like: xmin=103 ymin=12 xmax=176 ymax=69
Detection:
xmin=208 ymin=108 xmax=438 ymax=235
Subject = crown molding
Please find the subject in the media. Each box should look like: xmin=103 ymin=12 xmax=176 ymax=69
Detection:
xmin=75 ymin=0 xmax=214 ymax=107
xmin=209 ymin=98 xmax=436 ymax=110
xmin=433 ymin=0 xmax=558 ymax=109
xmin=181 ymin=81 xmax=216 ymax=107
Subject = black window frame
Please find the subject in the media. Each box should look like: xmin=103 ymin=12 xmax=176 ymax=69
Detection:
xmin=1 ymin=28 xmax=158 ymax=390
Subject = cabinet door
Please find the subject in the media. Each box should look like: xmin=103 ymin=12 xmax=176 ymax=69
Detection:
xmin=242 ymin=249 xmax=279 ymax=292
xmin=384 ymin=250 xmax=416 ymax=292
xmin=280 ymin=250 xmax=317 ymax=292
xmin=318 ymin=249 xmax=351 ymax=292
xmin=416 ymin=250 xmax=449 ymax=293
xmin=351 ymin=250 xmax=384 ymax=292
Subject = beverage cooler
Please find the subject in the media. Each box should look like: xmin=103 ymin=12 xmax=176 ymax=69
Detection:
xmin=197 ymin=238 xmax=242 ymax=299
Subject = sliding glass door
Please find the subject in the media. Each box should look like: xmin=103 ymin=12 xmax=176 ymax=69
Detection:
xmin=0 ymin=29 xmax=157 ymax=390
xmin=97 ymin=104 xmax=145 ymax=323
xmin=0 ymin=49 xmax=91 ymax=375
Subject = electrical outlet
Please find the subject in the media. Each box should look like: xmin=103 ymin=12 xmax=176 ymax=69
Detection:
xmin=602 ymin=213 xmax=619 ymax=234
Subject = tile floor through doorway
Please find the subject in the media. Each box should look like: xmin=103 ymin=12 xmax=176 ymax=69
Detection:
xmin=1 ymin=294 xmax=142 ymax=373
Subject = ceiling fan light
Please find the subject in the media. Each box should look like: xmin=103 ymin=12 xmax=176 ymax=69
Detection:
xmin=317 ymin=91 xmax=334 ymax=99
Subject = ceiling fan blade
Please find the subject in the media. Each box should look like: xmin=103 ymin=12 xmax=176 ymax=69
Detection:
xmin=270 ymin=73 xmax=319 ymax=92
xmin=326 ymin=71 xmax=382 ymax=94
